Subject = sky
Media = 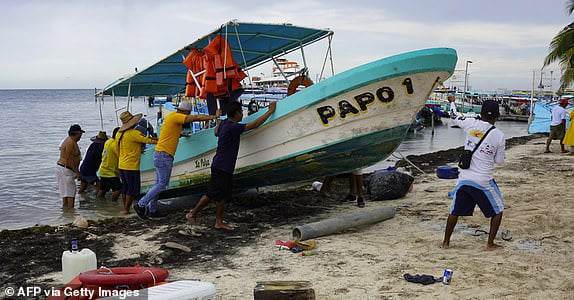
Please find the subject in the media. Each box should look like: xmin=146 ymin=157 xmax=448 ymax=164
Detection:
xmin=0 ymin=0 xmax=571 ymax=91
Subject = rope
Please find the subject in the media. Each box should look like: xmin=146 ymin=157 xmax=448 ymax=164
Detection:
xmin=224 ymin=24 xmax=228 ymax=80
xmin=319 ymin=38 xmax=331 ymax=82
xmin=98 ymin=266 xmax=114 ymax=274
xmin=233 ymin=23 xmax=253 ymax=89
xmin=143 ymin=270 xmax=157 ymax=286
xmin=391 ymin=152 xmax=427 ymax=175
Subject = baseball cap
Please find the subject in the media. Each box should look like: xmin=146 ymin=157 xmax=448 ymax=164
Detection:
xmin=177 ymin=101 xmax=192 ymax=111
xmin=481 ymin=100 xmax=500 ymax=118
xmin=68 ymin=124 xmax=85 ymax=134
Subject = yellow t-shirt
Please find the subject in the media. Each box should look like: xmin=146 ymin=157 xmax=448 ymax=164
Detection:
xmin=155 ymin=112 xmax=187 ymax=156
xmin=98 ymin=138 xmax=119 ymax=178
xmin=117 ymin=129 xmax=155 ymax=171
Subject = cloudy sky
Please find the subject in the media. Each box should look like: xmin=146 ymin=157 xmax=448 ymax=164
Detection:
xmin=0 ymin=0 xmax=571 ymax=91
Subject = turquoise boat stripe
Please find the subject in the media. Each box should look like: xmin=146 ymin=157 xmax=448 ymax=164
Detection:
xmin=140 ymin=48 xmax=457 ymax=170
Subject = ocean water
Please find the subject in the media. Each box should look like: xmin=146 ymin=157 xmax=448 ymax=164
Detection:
xmin=0 ymin=90 xmax=528 ymax=230
xmin=0 ymin=89 xmax=160 ymax=230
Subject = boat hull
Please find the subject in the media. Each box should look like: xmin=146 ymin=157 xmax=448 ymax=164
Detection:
xmin=139 ymin=48 xmax=458 ymax=197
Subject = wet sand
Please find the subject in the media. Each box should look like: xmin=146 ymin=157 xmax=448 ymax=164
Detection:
xmin=2 ymin=135 xmax=572 ymax=299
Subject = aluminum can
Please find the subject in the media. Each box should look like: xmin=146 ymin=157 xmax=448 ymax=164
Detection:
xmin=442 ymin=269 xmax=453 ymax=285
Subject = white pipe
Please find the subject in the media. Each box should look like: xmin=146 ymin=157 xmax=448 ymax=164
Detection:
xmin=328 ymin=34 xmax=335 ymax=76
xmin=126 ymin=81 xmax=132 ymax=112
xmin=272 ymin=57 xmax=290 ymax=85
xmin=293 ymin=207 xmax=395 ymax=241
xmin=529 ymin=70 xmax=535 ymax=123
xmin=112 ymin=90 xmax=119 ymax=126
xmin=299 ymin=42 xmax=308 ymax=71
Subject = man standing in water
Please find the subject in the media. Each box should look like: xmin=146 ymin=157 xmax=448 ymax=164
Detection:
xmin=545 ymin=98 xmax=569 ymax=153
xmin=117 ymin=111 xmax=157 ymax=214
xmin=442 ymin=95 xmax=506 ymax=250
xmin=98 ymin=127 xmax=122 ymax=201
xmin=134 ymin=101 xmax=219 ymax=219
xmin=187 ymin=101 xmax=276 ymax=230
xmin=79 ymin=131 xmax=107 ymax=193
xmin=56 ymin=124 xmax=84 ymax=209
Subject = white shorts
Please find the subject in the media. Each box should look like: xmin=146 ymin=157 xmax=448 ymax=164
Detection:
xmin=56 ymin=165 xmax=76 ymax=198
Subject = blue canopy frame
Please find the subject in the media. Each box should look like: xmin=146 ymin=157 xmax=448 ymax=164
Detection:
xmin=100 ymin=21 xmax=333 ymax=97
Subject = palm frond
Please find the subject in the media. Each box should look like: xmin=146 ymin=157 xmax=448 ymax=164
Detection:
xmin=567 ymin=0 xmax=574 ymax=15
xmin=559 ymin=67 xmax=574 ymax=89
xmin=543 ymin=26 xmax=574 ymax=67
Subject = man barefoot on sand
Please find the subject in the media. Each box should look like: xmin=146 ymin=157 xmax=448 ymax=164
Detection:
xmin=186 ymin=101 xmax=276 ymax=230
xmin=443 ymin=95 xmax=506 ymax=251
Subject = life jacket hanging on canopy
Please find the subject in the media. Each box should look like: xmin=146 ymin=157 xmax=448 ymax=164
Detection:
xmin=182 ymin=35 xmax=245 ymax=100
xmin=183 ymin=49 xmax=205 ymax=98
xmin=203 ymin=35 xmax=240 ymax=83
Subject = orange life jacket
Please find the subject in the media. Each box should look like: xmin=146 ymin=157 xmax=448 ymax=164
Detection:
xmin=183 ymin=49 xmax=205 ymax=97
xmin=183 ymin=35 xmax=244 ymax=99
xmin=200 ymin=54 xmax=218 ymax=98
xmin=203 ymin=35 xmax=239 ymax=82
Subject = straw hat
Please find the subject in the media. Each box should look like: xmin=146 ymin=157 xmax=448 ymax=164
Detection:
xmin=90 ymin=131 xmax=108 ymax=142
xmin=119 ymin=111 xmax=143 ymax=132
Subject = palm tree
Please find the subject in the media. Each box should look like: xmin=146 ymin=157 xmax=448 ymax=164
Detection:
xmin=544 ymin=0 xmax=574 ymax=90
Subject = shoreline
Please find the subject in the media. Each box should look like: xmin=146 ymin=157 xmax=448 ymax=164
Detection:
xmin=3 ymin=133 xmax=571 ymax=299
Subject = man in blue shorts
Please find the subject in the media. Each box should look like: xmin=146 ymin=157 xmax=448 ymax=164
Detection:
xmin=442 ymin=96 xmax=506 ymax=251
xmin=186 ymin=101 xmax=276 ymax=230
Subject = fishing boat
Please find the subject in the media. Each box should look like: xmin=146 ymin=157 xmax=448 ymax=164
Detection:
xmin=99 ymin=21 xmax=457 ymax=197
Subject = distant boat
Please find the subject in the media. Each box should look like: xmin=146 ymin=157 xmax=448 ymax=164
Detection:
xmin=98 ymin=21 xmax=457 ymax=197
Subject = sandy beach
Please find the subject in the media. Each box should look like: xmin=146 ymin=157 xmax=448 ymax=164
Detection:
xmin=2 ymin=135 xmax=573 ymax=299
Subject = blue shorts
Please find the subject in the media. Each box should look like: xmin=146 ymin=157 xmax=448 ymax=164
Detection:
xmin=449 ymin=180 xmax=504 ymax=218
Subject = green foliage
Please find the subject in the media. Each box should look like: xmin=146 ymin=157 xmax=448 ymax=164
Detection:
xmin=544 ymin=1 xmax=574 ymax=89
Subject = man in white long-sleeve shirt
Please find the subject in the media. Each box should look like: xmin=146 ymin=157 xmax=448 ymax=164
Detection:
xmin=442 ymin=95 xmax=506 ymax=251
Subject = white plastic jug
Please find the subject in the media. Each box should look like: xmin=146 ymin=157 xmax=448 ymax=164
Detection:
xmin=61 ymin=239 xmax=97 ymax=283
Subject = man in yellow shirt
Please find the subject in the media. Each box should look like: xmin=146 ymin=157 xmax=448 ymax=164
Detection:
xmin=117 ymin=111 xmax=158 ymax=214
xmin=134 ymin=101 xmax=219 ymax=219
xmin=98 ymin=127 xmax=122 ymax=201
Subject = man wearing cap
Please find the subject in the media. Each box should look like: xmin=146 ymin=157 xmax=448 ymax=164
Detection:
xmin=545 ymin=98 xmax=569 ymax=153
xmin=56 ymin=124 xmax=85 ymax=209
xmin=442 ymin=97 xmax=506 ymax=251
xmin=134 ymin=101 xmax=220 ymax=219
xmin=79 ymin=131 xmax=108 ymax=193
xmin=116 ymin=111 xmax=158 ymax=214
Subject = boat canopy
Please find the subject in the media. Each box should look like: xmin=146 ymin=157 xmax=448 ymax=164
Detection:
xmin=100 ymin=21 xmax=333 ymax=97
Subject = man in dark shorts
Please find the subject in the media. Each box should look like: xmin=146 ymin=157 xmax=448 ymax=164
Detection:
xmin=545 ymin=98 xmax=569 ymax=153
xmin=186 ymin=101 xmax=276 ymax=230
xmin=443 ymin=97 xmax=506 ymax=251
xmin=116 ymin=111 xmax=157 ymax=214
xmin=98 ymin=127 xmax=122 ymax=201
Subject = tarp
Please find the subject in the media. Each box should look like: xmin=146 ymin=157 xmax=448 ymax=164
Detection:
xmin=528 ymin=101 xmax=573 ymax=133
xmin=100 ymin=21 xmax=332 ymax=97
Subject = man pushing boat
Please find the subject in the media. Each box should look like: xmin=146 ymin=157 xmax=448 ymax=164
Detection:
xmin=187 ymin=101 xmax=276 ymax=230
xmin=134 ymin=101 xmax=220 ymax=219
